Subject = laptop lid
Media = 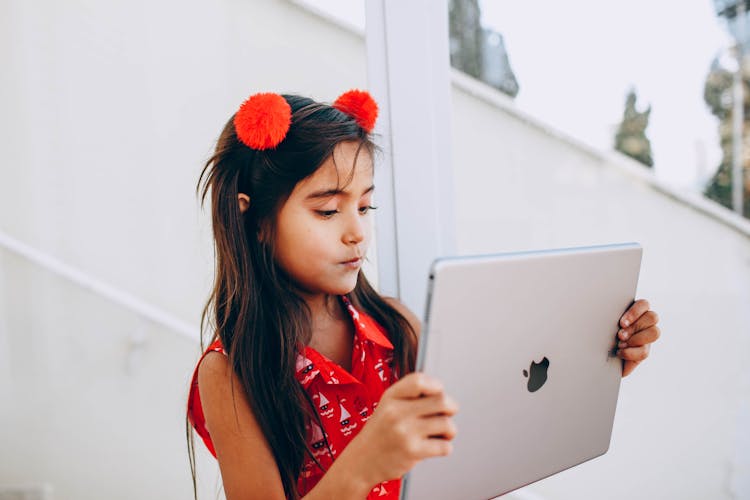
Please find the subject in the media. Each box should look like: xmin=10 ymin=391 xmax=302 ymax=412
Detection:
xmin=400 ymin=242 xmax=642 ymax=500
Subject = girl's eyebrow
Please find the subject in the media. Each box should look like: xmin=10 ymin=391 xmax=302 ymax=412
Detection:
xmin=305 ymin=184 xmax=375 ymax=200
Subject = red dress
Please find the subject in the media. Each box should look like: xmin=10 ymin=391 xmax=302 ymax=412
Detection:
xmin=187 ymin=295 xmax=402 ymax=499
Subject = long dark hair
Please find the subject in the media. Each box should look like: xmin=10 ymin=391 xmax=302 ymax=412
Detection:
xmin=186 ymin=94 xmax=418 ymax=499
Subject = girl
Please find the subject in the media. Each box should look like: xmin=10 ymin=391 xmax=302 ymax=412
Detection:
xmin=186 ymin=90 xmax=661 ymax=500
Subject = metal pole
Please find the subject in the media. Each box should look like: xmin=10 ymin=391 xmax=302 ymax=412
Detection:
xmin=733 ymin=0 xmax=745 ymax=215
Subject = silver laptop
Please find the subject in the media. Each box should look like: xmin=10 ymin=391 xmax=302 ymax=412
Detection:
xmin=400 ymin=242 xmax=642 ymax=500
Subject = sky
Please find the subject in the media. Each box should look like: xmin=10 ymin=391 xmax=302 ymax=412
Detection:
xmin=305 ymin=0 xmax=733 ymax=190
xmin=478 ymin=0 xmax=732 ymax=190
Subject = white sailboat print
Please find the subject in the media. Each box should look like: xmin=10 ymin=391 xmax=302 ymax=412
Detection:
xmin=310 ymin=422 xmax=325 ymax=449
xmin=318 ymin=392 xmax=334 ymax=418
xmin=296 ymin=354 xmax=317 ymax=385
xmin=339 ymin=402 xmax=358 ymax=436
xmin=339 ymin=403 xmax=351 ymax=426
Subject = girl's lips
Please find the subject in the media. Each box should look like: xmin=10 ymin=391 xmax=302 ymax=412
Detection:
xmin=341 ymin=257 xmax=362 ymax=269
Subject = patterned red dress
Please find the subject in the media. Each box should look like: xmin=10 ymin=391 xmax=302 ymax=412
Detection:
xmin=187 ymin=295 xmax=402 ymax=499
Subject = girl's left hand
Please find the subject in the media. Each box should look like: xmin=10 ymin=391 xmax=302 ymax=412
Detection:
xmin=616 ymin=299 xmax=660 ymax=377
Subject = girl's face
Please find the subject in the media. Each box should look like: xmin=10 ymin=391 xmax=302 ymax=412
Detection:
xmin=272 ymin=141 xmax=375 ymax=298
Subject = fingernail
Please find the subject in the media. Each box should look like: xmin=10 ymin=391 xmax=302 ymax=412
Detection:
xmin=618 ymin=341 xmax=627 ymax=348
xmin=622 ymin=319 xmax=630 ymax=327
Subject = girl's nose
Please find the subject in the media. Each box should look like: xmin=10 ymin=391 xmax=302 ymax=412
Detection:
xmin=343 ymin=211 xmax=365 ymax=244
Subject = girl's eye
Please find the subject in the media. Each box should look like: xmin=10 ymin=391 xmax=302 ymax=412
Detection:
xmin=316 ymin=209 xmax=339 ymax=218
xmin=359 ymin=205 xmax=378 ymax=214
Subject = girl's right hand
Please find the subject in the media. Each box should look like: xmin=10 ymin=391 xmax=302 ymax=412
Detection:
xmin=342 ymin=372 xmax=459 ymax=487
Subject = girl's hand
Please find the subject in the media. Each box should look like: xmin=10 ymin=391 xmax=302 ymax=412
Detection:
xmin=616 ymin=299 xmax=661 ymax=377
xmin=341 ymin=372 xmax=459 ymax=488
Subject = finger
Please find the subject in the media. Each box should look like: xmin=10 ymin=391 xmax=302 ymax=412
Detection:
xmin=617 ymin=345 xmax=650 ymax=362
xmin=622 ymin=359 xmax=641 ymax=377
xmin=386 ymin=372 xmax=443 ymax=400
xmin=619 ymin=299 xmax=651 ymax=329
xmin=618 ymin=310 xmax=659 ymax=341
xmin=419 ymin=415 xmax=457 ymax=440
xmin=631 ymin=310 xmax=659 ymax=332
xmin=618 ymin=325 xmax=660 ymax=348
xmin=411 ymin=393 xmax=459 ymax=418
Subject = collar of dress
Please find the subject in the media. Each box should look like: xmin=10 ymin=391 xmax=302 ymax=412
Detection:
xmin=294 ymin=295 xmax=394 ymax=388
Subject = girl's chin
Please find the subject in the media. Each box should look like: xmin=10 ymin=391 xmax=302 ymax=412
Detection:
xmin=294 ymin=277 xmax=358 ymax=298
xmin=328 ymin=281 xmax=358 ymax=296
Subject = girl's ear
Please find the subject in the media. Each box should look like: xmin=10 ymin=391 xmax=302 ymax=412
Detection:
xmin=238 ymin=193 xmax=250 ymax=213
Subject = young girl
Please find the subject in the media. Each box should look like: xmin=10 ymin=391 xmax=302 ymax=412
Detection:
xmin=186 ymin=90 xmax=661 ymax=500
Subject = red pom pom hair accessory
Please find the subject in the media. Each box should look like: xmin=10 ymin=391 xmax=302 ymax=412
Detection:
xmin=232 ymin=89 xmax=378 ymax=151
xmin=234 ymin=93 xmax=292 ymax=150
xmin=333 ymin=89 xmax=379 ymax=133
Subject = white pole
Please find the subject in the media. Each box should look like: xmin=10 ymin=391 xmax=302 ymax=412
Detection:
xmin=364 ymin=0 xmax=456 ymax=318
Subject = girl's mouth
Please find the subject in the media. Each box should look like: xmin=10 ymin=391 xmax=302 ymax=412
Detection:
xmin=341 ymin=258 xmax=362 ymax=269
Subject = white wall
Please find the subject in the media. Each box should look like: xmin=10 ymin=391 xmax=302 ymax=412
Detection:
xmin=2 ymin=0 xmax=749 ymax=499
xmin=0 ymin=248 xmax=220 ymax=500
xmin=0 ymin=0 xmax=368 ymax=498
xmin=0 ymin=0 xmax=370 ymax=329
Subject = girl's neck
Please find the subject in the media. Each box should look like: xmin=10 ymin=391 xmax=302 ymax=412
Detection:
xmin=303 ymin=293 xmax=346 ymax=332
xmin=301 ymin=293 xmax=355 ymax=371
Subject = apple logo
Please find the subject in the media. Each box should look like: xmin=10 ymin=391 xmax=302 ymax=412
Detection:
xmin=523 ymin=357 xmax=550 ymax=392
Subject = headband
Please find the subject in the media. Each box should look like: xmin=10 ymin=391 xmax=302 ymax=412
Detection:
xmin=233 ymin=89 xmax=379 ymax=150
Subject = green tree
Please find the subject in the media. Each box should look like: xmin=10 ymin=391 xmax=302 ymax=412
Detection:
xmin=703 ymin=55 xmax=750 ymax=218
xmin=614 ymin=89 xmax=654 ymax=167
xmin=448 ymin=0 xmax=519 ymax=97
xmin=449 ymin=0 xmax=483 ymax=79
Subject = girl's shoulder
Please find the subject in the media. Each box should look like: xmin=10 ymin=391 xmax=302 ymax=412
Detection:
xmin=187 ymin=337 xmax=234 ymax=458
xmin=195 ymin=338 xmax=231 ymax=404
xmin=194 ymin=340 xmax=228 ymax=380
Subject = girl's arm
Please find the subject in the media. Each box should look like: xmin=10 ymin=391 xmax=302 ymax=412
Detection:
xmin=198 ymin=299 xmax=451 ymax=500
xmin=199 ymin=347 xmax=457 ymax=500
xmin=198 ymin=351 xmax=373 ymax=500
